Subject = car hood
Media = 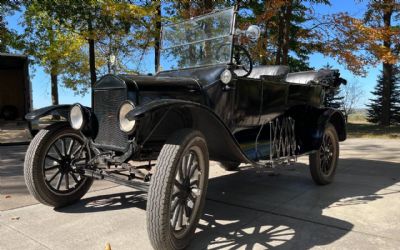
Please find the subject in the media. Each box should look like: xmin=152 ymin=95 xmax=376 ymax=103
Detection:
xmin=118 ymin=74 xmax=202 ymax=91
xmin=117 ymin=65 xmax=226 ymax=91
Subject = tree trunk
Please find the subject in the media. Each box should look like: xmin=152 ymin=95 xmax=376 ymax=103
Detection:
xmin=88 ymin=19 xmax=96 ymax=86
xmin=381 ymin=3 xmax=393 ymax=126
xmin=382 ymin=62 xmax=393 ymax=126
xmin=50 ymin=71 xmax=60 ymax=120
xmin=154 ymin=1 xmax=161 ymax=73
xmin=275 ymin=7 xmax=285 ymax=65
xmin=282 ymin=1 xmax=292 ymax=65
xmin=50 ymin=73 xmax=59 ymax=106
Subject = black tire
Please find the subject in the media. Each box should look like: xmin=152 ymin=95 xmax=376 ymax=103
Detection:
xmin=24 ymin=123 xmax=93 ymax=208
xmin=147 ymin=129 xmax=209 ymax=250
xmin=309 ymin=123 xmax=339 ymax=185
xmin=217 ymin=161 xmax=240 ymax=171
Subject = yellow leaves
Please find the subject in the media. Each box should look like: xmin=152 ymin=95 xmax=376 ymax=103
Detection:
xmin=101 ymin=0 xmax=155 ymax=22
xmin=325 ymin=10 xmax=400 ymax=75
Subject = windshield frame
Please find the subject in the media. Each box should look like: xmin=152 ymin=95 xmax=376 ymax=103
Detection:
xmin=157 ymin=6 xmax=237 ymax=73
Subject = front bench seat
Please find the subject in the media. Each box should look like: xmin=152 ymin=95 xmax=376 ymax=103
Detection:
xmin=235 ymin=65 xmax=289 ymax=79
xmin=284 ymin=69 xmax=336 ymax=84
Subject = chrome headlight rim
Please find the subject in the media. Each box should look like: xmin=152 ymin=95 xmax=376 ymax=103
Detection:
xmin=69 ymin=103 xmax=85 ymax=130
xmin=220 ymin=69 xmax=232 ymax=84
xmin=118 ymin=100 xmax=136 ymax=134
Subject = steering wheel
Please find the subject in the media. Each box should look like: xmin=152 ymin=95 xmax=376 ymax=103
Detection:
xmin=233 ymin=45 xmax=253 ymax=77
xmin=215 ymin=44 xmax=253 ymax=77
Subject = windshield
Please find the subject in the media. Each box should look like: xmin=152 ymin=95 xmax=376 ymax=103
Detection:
xmin=159 ymin=7 xmax=235 ymax=72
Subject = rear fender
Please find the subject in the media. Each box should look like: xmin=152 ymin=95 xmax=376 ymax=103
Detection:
xmin=127 ymin=99 xmax=251 ymax=164
xmin=312 ymin=108 xmax=346 ymax=149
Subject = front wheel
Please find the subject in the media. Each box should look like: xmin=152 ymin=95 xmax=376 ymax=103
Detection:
xmin=309 ymin=123 xmax=339 ymax=185
xmin=24 ymin=123 xmax=93 ymax=207
xmin=147 ymin=129 xmax=209 ymax=250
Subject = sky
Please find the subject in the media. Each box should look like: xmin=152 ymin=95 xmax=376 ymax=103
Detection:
xmin=5 ymin=0 xmax=380 ymax=109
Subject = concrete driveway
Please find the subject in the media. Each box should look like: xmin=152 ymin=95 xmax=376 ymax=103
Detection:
xmin=1 ymin=138 xmax=400 ymax=249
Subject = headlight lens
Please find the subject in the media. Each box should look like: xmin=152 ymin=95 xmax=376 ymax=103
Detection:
xmin=69 ymin=104 xmax=84 ymax=130
xmin=119 ymin=101 xmax=136 ymax=134
xmin=220 ymin=69 xmax=232 ymax=84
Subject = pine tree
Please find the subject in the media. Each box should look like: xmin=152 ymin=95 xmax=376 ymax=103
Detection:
xmin=367 ymin=66 xmax=400 ymax=125
xmin=324 ymin=89 xmax=344 ymax=109
xmin=322 ymin=63 xmax=344 ymax=109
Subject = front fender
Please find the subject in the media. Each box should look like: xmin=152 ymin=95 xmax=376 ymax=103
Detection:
xmin=25 ymin=105 xmax=72 ymax=121
xmin=127 ymin=99 xmax=252 ymax=164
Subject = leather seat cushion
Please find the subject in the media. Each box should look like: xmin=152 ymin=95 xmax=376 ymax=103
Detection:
xmin=235 ymin=65 xmax=289 ymax=79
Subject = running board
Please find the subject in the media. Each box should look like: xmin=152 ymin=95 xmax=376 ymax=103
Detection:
xmin=83 ymin=169 xmax=149 ymax=192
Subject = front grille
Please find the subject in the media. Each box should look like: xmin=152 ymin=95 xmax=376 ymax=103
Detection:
xmin=93 ymin=88 xmax=128 ymax=151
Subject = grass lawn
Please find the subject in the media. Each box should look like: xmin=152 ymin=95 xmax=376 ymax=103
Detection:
xmin=346 ymin=113 xmax=400 ymax=139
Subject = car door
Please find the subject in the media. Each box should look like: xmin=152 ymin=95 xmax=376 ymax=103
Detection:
xmin=233 ymin=77 xmax=263 ymax=129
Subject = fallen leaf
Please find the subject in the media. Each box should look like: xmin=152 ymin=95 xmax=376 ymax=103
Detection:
xmin=105 ymin=242 xmax=112 ymax=250
xmin=5 ymin=195 xmax=11 ymax=199
xmin=11 ymin=217 xmax=20 ymax=220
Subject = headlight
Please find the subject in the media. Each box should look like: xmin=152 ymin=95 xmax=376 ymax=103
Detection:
xmin=220 ymin=69 xmax=232 ymax=84
xmin=119 ymin=100 xmax=136 ymax=134
xmin=69 ymin=104 xmax=84 ymax=130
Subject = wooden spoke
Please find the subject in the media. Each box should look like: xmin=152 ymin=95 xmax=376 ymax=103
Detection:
xmin=45 ymin=165 xmax=60 ymax=172
xmin=46 ymin=155 xmax=61 ymax=164
xmin=56 ymin=173 xmax=64 ymax=190
xmin=67 ymin=139 xmax=75 ymax=156
xmin=65 ymin=173 xmax=69 ymax=189
xmin=47 ymin=169 xmax=61 ymax=183
xmin=60 ymin=138 xmax=67 ymax=156
xmin=52 ymin=144 xmax=63 ymax=158
xmin=70 ymin=172 xmax=80 ymax=184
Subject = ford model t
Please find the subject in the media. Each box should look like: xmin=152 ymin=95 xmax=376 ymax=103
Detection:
xmin=24 ymin=7 xmax=346 ymax=250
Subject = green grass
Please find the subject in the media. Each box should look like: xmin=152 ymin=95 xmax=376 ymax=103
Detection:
xmin=344 ymin=112 xmax=400 ymax=139
xmin=347 ymin=123 xmax=400 ymax=139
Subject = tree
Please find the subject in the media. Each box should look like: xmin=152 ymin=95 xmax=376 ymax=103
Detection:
xmin=324 ymin=0 xmax=400 ymax=126
xmin=23 ymin=1 xmax=88 ymax=105
xmin=0 ymin=0 xmax=21 ymax=52
xmin=367 ymin=66 xmax=400 ymax=125
xmin=322 ymin=63 xmax=344 ymax=109
xmin=153 ymin=0 xmax=161 ymax=73
xmin=36 ymin=0 xmax=155 ymax=86
xmin=238 ymin=0 xmax=330 ymax=71
xmin=342 ymin=80 xmax=364 ymax=121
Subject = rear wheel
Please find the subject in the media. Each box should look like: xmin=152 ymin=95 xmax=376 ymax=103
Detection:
xmin=147 ymin=129 xmax=209 ymax=250
xmin=309 ymin=123 xmax=339 ymax=185
xmin=24 ymin=123 xmax=93 ymax=207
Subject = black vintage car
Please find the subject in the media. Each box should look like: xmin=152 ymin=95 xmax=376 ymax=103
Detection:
xmin=24 ymin=7 xmax=346 ymax=250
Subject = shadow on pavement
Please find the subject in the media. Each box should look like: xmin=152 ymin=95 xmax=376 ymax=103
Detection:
xmin=56 ymin=191 xmax=147 ymax=213
xmin=42 ymin=158 xmax=400 ymax=249
xmin=192 ymin=158 xmax=400 ymax=249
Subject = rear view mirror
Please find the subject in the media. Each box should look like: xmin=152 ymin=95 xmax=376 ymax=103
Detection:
xmin=246 ymin=25 xmax=261 ymax=42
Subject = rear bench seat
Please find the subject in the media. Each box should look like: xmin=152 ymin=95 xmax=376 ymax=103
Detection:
xmin=235 ymin=65 xmax=289 ymax=79
xmin=284 ymin=69 xmax=338 ymax=85
xmin=236 ymin=66 xmax=341 ymax=87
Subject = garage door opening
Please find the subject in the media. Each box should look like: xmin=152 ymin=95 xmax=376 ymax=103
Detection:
xmin=0 ymin=53 xmax=32 ymax=144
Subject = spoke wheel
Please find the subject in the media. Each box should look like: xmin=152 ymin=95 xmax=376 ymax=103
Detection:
xmin=24 ymin=123 xmax=93 ymax=208
xmin=309 ymin=123 xmax=339 ymax=185
xmin=147 ymin=129 xmax=209 ymax=250
xmin=170 ymin=148 xmax=204 ymax=237
xmin=43 ymin=133 xmax=89 ymax=195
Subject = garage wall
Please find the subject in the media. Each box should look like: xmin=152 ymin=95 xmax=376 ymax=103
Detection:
xmin=0 ymin=69 xmax=26 ymax=120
